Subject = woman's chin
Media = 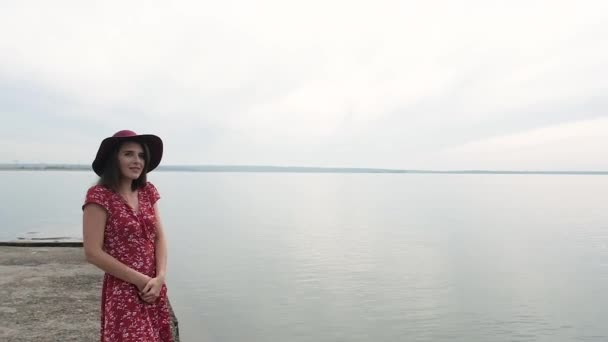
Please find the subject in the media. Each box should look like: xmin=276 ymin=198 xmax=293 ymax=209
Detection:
xmin=122 ymin=172 xmax=141 ymax=180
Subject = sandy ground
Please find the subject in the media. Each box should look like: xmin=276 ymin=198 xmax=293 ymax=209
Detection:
xmin=0 ymin=246 xmax=179 ymax=342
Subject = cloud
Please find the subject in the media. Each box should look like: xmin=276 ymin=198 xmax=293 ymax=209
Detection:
xmin=436 ymin=117 xmax=608 ymax=170
xmin=0 ymin=1 xmax=607 ymax=168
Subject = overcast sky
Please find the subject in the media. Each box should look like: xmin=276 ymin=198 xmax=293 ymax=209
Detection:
xmin=1 ymin=1 xmax=607 ymax=170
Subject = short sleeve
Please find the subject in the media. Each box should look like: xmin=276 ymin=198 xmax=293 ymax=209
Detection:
xmin=146 ymin=182 xmax=161 ymax=205
xmin=82 ymin=185 xmax=110 ymax=212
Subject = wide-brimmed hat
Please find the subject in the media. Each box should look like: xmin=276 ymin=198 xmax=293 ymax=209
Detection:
xmin=92 ymin=130 xmax=163 ymax=176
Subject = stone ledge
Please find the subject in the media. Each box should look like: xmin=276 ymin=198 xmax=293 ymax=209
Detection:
xmin=0 ymin=240 xmax=84 ymax=247
xmin=0 ymin=246 xmax=180 ymax=341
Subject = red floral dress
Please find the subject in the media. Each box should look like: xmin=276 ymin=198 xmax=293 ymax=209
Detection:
xmin=83 ymin=182 xmax=173 ymax=342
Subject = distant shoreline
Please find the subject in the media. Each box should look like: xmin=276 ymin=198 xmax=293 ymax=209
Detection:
xmin=1 ymin=164 xmax=607 ymax=175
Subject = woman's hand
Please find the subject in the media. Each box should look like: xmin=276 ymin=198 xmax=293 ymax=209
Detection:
xmin=140 ymin=277 xmax=164 ymax=303
xmin=136 ymin=275 xmax=152 ymax=292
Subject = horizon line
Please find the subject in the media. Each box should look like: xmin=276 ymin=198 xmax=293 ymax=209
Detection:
xmin=1 ymin=163 xmax=607 ymax=175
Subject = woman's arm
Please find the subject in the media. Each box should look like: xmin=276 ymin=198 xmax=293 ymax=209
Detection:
xmin=141 ymin=202 xmax=168 ymax=302
xmin=153 ymin=202 xmax=168 ymax=281
xmin=83 ymin=204 xmax=151 ymax=290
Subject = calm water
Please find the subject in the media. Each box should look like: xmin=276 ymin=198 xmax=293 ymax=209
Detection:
xmin=2 ymin=171 xmax=608 ymax=341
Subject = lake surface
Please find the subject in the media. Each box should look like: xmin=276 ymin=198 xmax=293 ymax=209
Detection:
xmin=1 ymin=171 xmax=608 ymax=341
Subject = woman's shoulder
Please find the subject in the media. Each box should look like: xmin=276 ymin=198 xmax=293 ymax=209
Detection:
xmin=83 ymin=184 xmax=114 ymax=211
xmin=142 ymin=181 xmax=161 ymax=202
xmin=86 ymin=184 xmax=113 ymax=198
xmin=142 ymin=181 xmax=158 ymax=192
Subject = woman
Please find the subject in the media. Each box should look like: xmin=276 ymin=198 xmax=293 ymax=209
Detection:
xmin=82 ymin=130 xmax=173 ymax=341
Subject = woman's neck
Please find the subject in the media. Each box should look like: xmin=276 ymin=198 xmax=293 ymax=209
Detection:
xmin=117 ymin=179 xmax=134 ymax=194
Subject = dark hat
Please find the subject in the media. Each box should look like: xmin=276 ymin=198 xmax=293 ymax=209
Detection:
xmin=92 ymin=130 xmax=163 ymax=176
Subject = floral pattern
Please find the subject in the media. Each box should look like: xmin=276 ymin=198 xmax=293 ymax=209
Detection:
xmin=84 ymin=182 xmax=173 ymax=342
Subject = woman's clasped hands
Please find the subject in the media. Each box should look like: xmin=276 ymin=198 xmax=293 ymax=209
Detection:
xmin=138 ymin=276 xmax=164 ymax=304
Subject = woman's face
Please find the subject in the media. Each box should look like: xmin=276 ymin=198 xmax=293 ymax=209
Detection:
xmin=117 ymin=141 xmax=145 ymax=181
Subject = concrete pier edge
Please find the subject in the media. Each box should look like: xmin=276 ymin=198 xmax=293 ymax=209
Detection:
xmin=0 ymin=243 xmax=180 ymax=341
xmin=0 ymin=241 xmax=84 ymax=247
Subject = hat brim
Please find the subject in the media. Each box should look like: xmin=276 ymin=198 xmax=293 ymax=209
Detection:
xmin=92 ymin=134 xmax=163 ymax=176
